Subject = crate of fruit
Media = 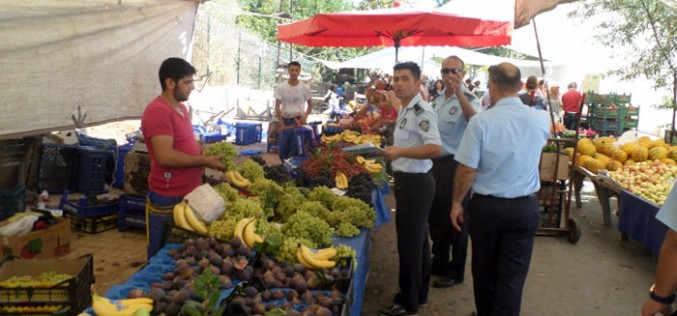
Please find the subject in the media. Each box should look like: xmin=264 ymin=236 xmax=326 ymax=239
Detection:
xmin=63 ymin=212 xmax=118 ymax=234
xmin=58 ymin=192 xmax=119 ymax=218
xmin=587 ymin=92 xmax=614 ymax=106
xmin=118 ymin=194 xmax=146 ymax=231
xmin=0 ymin=254 xmax=93 ymax=315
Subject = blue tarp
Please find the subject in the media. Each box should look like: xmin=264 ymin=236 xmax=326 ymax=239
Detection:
xmin=618 ymin=190 xmax=668 ymax=255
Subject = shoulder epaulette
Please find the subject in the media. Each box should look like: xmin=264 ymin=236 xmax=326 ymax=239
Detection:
xmin=413 ymin=103 xmax=423 ymax=115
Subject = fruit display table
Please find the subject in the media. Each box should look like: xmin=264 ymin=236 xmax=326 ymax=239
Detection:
xmin=573 ymin=165 xmax=621 ymax=227
xmin=618 ymin=190 xmax=668 ymax=255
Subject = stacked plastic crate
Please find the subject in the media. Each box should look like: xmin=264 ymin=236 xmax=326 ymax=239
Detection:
xmin=588 ymin=92 xmax=638 ymax=136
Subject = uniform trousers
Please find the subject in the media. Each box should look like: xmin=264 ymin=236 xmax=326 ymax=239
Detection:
xmin=392 ymin=171 xmax=435 ymax=311
xmin=428 ymin=155 xmax=469 ymax=280
xmin=469 ymin=193 xmax=539 ymax=316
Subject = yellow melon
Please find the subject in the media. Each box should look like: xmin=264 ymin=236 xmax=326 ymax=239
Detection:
xmin=624 ymin=159 xmax=636 ymax=166
xmin=578 ymin=143 xmax=596 ymax=157
xmin=649 ymin=146 xmax=668 ymax=160
xmin=595 ymin=142 xmax=614 ymax=155
xmin=631 ymin=146 xmax=649 ymax=162
xmin=651 ymin=139 xmax=667 ymax=149
xmin=668 ymin=147 xmax=677 ymax=161
xmin=583 ymin=158 xmax=604 ymax=173
xmin=594 ymin=153 xmax=611 ymax=166
xmin=621 ymin=142 xmax=639 ymax=155
xmin=563 ymin=148 xmax=575 ymax=160
xmin=606 ymin=160 xmax=623 ymax=171
xmin=662 ymin=158 xmax=676 ymax=165
xmin=578 ymin=154 xmax=593 ymax=167
xmin=637 ymin=136 xmax=652 ymax=147
xmin=610 ymin=148 xmax=628 ymax=163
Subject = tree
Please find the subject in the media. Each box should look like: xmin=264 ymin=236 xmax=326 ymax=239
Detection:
xmin=574 ymin=0 xmax=677 ymax=131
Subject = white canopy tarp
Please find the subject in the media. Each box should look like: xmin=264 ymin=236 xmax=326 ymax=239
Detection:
xmin=0 ymin=0 xmax=200 ymax=138
xmin=336 ymin=46 xmax=566 ymax=79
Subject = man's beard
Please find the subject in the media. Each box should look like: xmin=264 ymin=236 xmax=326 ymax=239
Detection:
xmin=174 ymin=89 xmax=189 ymax=102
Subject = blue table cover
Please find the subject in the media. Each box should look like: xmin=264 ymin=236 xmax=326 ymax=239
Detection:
xmin=618 ymin=190 xmax=668 ymax=255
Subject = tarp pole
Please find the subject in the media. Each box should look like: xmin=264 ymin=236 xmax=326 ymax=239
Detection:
xmin=532 ymin=18 xmax=558 ymax=138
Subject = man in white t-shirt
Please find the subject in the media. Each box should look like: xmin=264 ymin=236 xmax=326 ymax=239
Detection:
xmin=274 ymin=61 xmax=313 ymax=162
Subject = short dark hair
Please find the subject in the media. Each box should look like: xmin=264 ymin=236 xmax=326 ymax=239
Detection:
xmin=488 ymin=63 xmax=522 ymax=93
xmin=393 ymin=61 xmax=422 ymax=81
xmin=288 ymin=61 xmax=301 ymax=69
xmin=159 ymin=58 xmax=196 ymax=90
xmin=568 ymin=82 xmax=577 ymax=89
xmin=465 ymin=78 xmax=472 ymax=84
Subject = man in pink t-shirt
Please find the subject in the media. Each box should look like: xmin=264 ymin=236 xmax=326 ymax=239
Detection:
xmin=140 ymin=58 xmax=226 ymax=259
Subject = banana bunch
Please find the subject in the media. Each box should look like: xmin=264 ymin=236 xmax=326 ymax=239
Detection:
xmin=173 ymin=200 xmax=208 ymax=234
xmin=91 ymin=288 xmax=153 ymax=316
xmin=296 ymin=244 xmax=337 ymax=269
xmin=225 ymin=170 xmax=252 ymax=190
xmin=233 ymin=217 xmax=264 ymax=248
xmin=360 ymin=134 xmax=383 ymax=147
xmin=355 ymin=155 xmax=383 ymax=174
xmin=340 ymin=130 xmax=360 ymax=143
xmin=335 ymin=171 xmax=348 ymax=190
xmin=320 ymin=133 xmax=341 ymax=144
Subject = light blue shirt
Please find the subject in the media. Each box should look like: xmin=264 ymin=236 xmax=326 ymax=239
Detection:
xmin=455 ymin=96 xmax=550 ymax=198
xmin=656 ymin=181 xmax=677 ymax=231
xmin=432 ymin=88 xmax=481 ymax=156
xmin=392 ymin=94 xmax=441 ymax=173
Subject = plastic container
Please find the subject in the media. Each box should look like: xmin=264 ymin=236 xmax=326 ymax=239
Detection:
xmin=59 ymin=191 xmax=119 ymax=217
xmin=113 ymin=143 xmax=134 ymax=189
xmin=36 ymin=144 xmax=79 ymax=194
xmin=77 ymin=146 xmax=111 ymax=195
xmin=234 ymin=122 xmax=263 ymax=145
xmin=63 ymin=212 xmax=118 ymax=234
xmin=0 ymin=185 xmax=26 ymax=221
xmin=118 ymin=194 xmax=146 ymax=231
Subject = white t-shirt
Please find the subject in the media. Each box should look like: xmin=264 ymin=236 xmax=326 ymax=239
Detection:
xmin=274 ymin=81 xmax=312 ymax=118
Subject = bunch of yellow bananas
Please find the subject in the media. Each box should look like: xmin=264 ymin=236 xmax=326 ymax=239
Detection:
xmin=359 ymin=134 xmax=383 ymax=147
xmin=340 ymin=130 xmax=360 ymax=143
xmin=320 ymin=133 xmax=341 ymax=144
xmin=225 ymin=170 xmax=252 ymax=190
xmin=355 ymin=155 xmax=383 ymax=173
xmin=91 ymin=288 xmax=152 ymax=316
xmin=173 ymin=200 xmax=208 ymax=234
xmin=233 ymin=217 xmax=264 ymax=248
xmin=296 ymin=244 xmax=337 ymax=269
xmin=335 ymin=171 xmax=349 ymax=190
xmin=3 ymin=305 xmax=65 ymax=314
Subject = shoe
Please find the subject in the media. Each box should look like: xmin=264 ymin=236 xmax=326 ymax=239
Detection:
xmin=433 ymin=277 xmax=463 ymax=288
xmin=379 ymin=304 xmax=418 ymax=316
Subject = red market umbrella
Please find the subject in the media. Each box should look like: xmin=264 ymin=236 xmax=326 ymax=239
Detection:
xmin=277 ymin=3 xmax=512 ymax=61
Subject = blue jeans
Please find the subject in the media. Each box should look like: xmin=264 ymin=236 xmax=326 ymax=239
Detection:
xmin=277 ymin=117 xmax=300 ymax=162
xmin=146 ymin=190 xmax=183 ymax=260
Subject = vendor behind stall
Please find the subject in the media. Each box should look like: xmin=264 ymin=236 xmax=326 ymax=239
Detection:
xmin=140 ymin=58 xmax=226 ymax=260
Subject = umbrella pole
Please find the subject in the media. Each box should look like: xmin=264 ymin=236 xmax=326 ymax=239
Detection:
xmin=395 ymin=38 xmax=400 ymax=63
xmin=532 ymin=18 xmax=558 ymax=137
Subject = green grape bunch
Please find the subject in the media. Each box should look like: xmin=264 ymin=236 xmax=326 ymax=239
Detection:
xmin=236 ymin=159 xmax=265 ymax=181
xmin=204 ymin=142 xmax=238 ymax=170
xmin=281 ymin=211 xmax=333 ymax=248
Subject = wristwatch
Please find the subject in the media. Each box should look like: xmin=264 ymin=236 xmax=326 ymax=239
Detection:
xmin=649 ymin=284 xmax=676 ymax=305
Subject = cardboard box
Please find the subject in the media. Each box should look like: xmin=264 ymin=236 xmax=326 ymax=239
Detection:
xmin=124 ymin=150 xmax=150 ymax=196
xmin=540 ymin=152 xmax=570 ymax=181
xmin=0 ymin=217 xmax=71 ymax=259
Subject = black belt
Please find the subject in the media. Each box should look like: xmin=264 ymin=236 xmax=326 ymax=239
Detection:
xmin=432 ymin=154 xmax=455 ymax=163
xmin=393 ymin=171 xmax=430 ymax=177
xmin=473 ymin=193 xmax=536 ymax=200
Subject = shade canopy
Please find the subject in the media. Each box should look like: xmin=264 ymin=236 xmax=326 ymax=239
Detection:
xmin=277 ymin=0 xmax=513 ymax=61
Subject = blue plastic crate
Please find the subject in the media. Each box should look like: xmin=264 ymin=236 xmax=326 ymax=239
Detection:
xmin=59 ymin=191 xmax=119 ymax=217
xmin=77 ymin=134 xmax=116 ymax=150
xmin=234 ymin=122 xmax=262 ymax=145
xmin=77 ymin=146 xmax=112 ymax=195
xmin=118 ymin=194 xmax=146 ymax=231
xmin=203 ymin=132 xmax=229 ymax=143
xmin=113 ymin=143 xmax=134 ymax=189
xmin=37 ymin=143 xmax=80 ymax=194
xmin=292 ymin=127 xmax=315 ymax=157
xmin=0 ymin=185 xmax=26 ymax=221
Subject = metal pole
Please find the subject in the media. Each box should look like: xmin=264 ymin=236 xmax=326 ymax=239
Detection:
xmin=237 ymin=31 xmax=241 ymax=85
xmin=289 ymin=0 xmax=293 ymax=62
xmin=276 ymin=0 xmax=283 ymax=67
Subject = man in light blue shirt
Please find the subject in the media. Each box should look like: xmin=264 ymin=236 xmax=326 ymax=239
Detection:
xmin=451 ymin=62 xmax=550 ymax=316
xmin=378 ymin=61 xmax=442 ymax=316
xmin=428 ymin=56 xmax=480 ymax=289
xmin=642 ymin=183 xmax=677 ymax=315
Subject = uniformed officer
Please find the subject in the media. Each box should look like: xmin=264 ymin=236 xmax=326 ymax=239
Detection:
xmin=428 ymin=56 xmax=480 ymax=288
xmin=378 ymin=61 xmax=442 ymax=316
xmin=451 ymin=62 xmax=550 ymax=316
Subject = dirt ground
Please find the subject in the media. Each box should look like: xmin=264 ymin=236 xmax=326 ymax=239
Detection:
xmin=361 ymin=181 xmax=658 ymax=316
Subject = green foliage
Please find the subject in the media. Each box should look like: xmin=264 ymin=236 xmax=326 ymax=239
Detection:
xmin=574 ymin=1 xmax=677 ymax=91
xmin=182 ymin=268 xmax=225 ymax=316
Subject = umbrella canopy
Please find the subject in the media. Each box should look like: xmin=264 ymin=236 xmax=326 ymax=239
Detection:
xmin=278 ymin=0 xmax=512 ymax=61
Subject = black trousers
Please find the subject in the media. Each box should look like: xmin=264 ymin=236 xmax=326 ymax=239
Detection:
xmin=469 ymin=193 xmax=540 ymax=316
xmin=393 ymin=171 xmax=435 ymax=311
xmin=428 ymin=155 xmax=469 ymax=280
xmin=563 ymin=112 xmax=577 ymax=130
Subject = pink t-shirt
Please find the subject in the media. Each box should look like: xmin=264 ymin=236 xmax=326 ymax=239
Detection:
xmin=141 ymin=97 xmax=202 ymax=197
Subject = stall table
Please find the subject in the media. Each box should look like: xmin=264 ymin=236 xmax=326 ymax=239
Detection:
xmin=573 ymin=165 xmax=621 ymax=227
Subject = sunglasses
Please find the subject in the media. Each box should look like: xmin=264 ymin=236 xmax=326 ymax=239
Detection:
xmin=441 ymin=68 xmax=463 ymax=75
